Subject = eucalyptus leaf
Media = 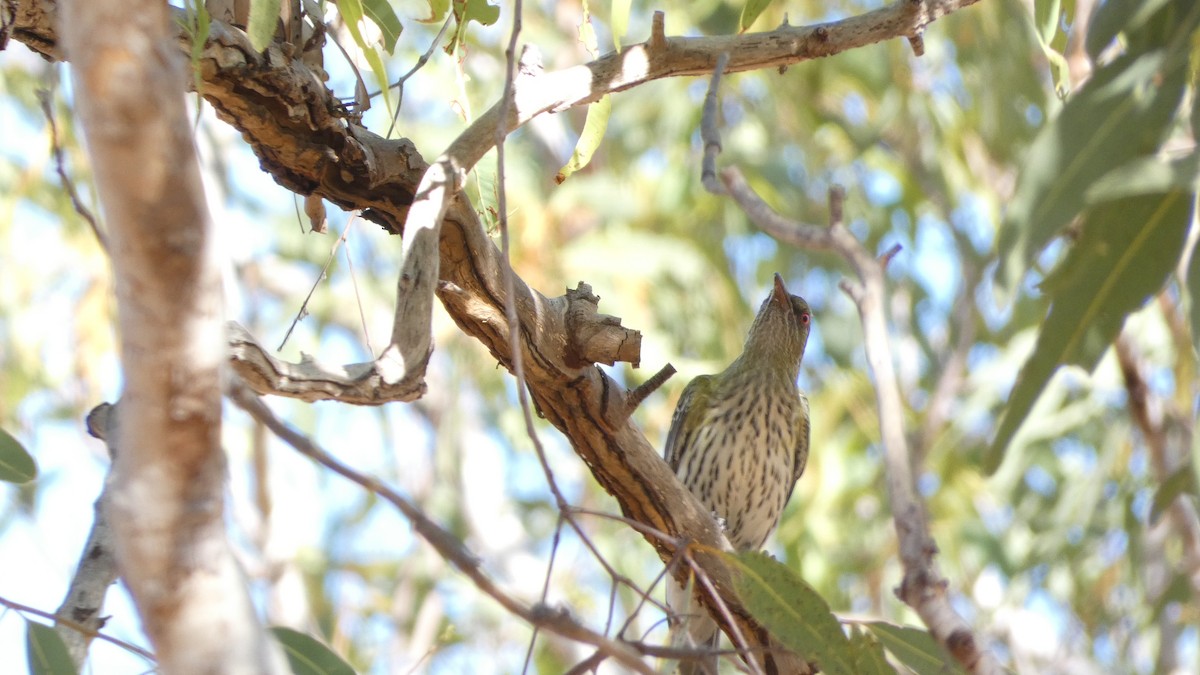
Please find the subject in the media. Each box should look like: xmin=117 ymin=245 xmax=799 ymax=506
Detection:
xmin=26 ymin=622 xmax=77 ymax=675
xmin=996 ymin=49 xmax=1186 ymax=293
xmin=1033 ymin=0 xmax=1060 ymax=44
xmin=861 ymin=621 xmax=967 ymax=675
xmin=740 ymin=0 xmax=775 ymax=32
xmin=723 ymin=551 xmax=856 ymax=674
xmin=987 ymin=191 xmax=1194 ymax=472
xmin=361 ymin=0 xmax=404 ymax=53
xmin=556 ymin=96 xmax=611 ymax=184
xmin=847 ymin=625 xmax=896 ymax=675
xmin=0 ymin=426 xmax=37 ymax=484
xmin=1149 ymin=462 xmax=1198 ymax=524
xmin=338 ymin=0 xmax=393 ymax=117
xmin=1085 ymin=153 xmax=1200 ymax=202
xmin=247 ymin=0 xmax=282 ymax=52
xmin=272 ymin=627 xmax=356 ymax=675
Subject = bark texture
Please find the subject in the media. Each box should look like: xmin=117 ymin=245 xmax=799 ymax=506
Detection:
xmin=57 ymin=0 xmax=287 ymax=671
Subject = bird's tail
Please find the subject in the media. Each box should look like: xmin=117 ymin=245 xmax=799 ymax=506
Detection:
xmin=667 ymin=577 xmax=720 ymax=675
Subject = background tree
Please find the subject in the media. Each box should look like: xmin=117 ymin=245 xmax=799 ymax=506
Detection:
xmin=1 ymin=0 xmax=1197 ymax=673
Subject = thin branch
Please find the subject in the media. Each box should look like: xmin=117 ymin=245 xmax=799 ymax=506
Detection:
xmin=623 ymin=364 xmax=677 ymax=416
xmin=0 ymin=595 xmax=156 ymax=663
xmin=278 ymin=218 xmax=351 ymax=351
xmin=521 ymin=512 xmax=564 ymax=675
xmin=700 ymin=52 xmax=730 ymax=195
xmin=37 ymin=88 xmax=104 ymax=250
xmin=1115 ymin=333 xmax=1200 ymax=581
xmin=384 ymin=15 xmax=453 ymax=138
xmin=698 ymin=52 xmax=1000 ymax=675
xmin=228 ymin=382 xmax=658 ymax=674
xmin=688 ymin=552 xmax=763 ymax=675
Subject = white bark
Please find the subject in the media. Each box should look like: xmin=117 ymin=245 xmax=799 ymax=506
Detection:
xmin=59 ymin=0 xmax=287 ymax=671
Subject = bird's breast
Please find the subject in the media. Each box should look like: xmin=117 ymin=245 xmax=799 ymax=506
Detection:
xmin=674 ymin=380 xmax=802 ymax=551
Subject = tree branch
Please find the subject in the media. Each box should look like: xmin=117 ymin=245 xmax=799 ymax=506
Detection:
xmin=228 ymin=383 xmax=658 ymax=675
xmin=53 ymin=403 xmax=120 ymax=668
xmin=10 ymin=0 xmax=980 ymax=406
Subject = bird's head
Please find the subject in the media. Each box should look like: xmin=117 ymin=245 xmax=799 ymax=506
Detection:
xmin=744 ymin=273 xmax=811 ymax=376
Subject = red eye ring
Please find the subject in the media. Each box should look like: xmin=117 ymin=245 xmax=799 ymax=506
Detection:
xmin=800 ymin=312 xmax=811 ymax=325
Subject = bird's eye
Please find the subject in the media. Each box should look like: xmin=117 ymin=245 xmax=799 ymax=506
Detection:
xmin=800 ymin=312 xmax=811 ymax=325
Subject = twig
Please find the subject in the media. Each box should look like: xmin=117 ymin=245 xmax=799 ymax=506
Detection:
xmin=37 ymin=88 xmax=104 ymax=250
xmin=700 ymin=52 xmax=729 ymax=195
xmin=688 ymin=551 xmax=763 ymax=675
xmin=228 ymin=382 xmax=658 ymax=674
xmin=278 ymin=219 xmax=351 ymax=351
xmin=0 ymin=595 xmax=156 ymax=663
xmin=385 ymin=15 xmax=453 ymax=138
xmin=1115 ymin=333 xmax=1200 ymax=577
xmin=491 ymin=8 xmax=654 ymax=660
xmin=522 ymin=512 xmax=564 ymax=674
xmin=340 ymin=216 xmax=374 ymax=356
xmin=623 ymin=363 xmax=676 ymax=415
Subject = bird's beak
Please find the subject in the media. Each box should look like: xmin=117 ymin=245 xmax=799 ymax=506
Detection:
xmin=771 ymin=273 xmax=789 ymax=306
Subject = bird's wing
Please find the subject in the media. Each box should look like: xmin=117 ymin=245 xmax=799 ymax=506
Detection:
xmin=792 ymin=391 xmax=811 ymax=486
xmin=664 ymin=374 xmax=716 ymax=471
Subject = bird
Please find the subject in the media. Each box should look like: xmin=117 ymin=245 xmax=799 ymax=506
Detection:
xmin=664 ymin=273 xmax=812 ymax=675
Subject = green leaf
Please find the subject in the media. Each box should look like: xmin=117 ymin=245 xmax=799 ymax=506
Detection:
xmin=362 ymin=0 xmax=404 ymax=53
xmin=247 ymin=0 xmax=282 ymax=52
xmin=424 ymin=0 xmax=449 ymax=22
xmin=555 ymin=96 xmax=610 ymax=183
xmin=861 ymin=621 xmax=968 ymax=675
xmin=740 ymin=0 xmax=774 ymax=33
xmin=0 ymin=426 xmax=37 ymax=483
xmin=847 ymin=625 xmax=896 ymax=675
xmin=723 ymin=551 xmax=856 ymax=675
xmin=1088 ymin=0 xmax=1161 ymax=58
xmin=1189 ymin=199 xmax=1200 ymax=358
xmin=1150 ymin=462 xmax=1198 ymax=523
xmin=1034 ymin=0 xmax=1061 ymax=44
xmin=26 ymin=622 xmax=77 ymax=675
xmin=578 ymin=0 xmax=599 ymax=56
xmin=272 ymin=627 xmax=357 ymax=675
xmin=1039 ymin=42 xmax=1072 ymax=99
xmin=446 ymin=0 xmax=500 ymax=54
xmin=338 ymin=0 xmax=393 ymax=118
xmin=996 ymin=49 xmax=1187 ymax=292
xmin=1086 ymin=153 xmax=1200 ymax=202
xmin=611 ymin=0 xmax=632 ymax=50
xmin=987 ymin=191 xmax=1194 ymax=472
